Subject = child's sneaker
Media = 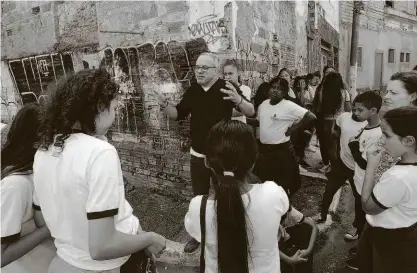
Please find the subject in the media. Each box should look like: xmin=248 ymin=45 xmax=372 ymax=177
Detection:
xmin=344 ymin=230 xmax=359 ymax=241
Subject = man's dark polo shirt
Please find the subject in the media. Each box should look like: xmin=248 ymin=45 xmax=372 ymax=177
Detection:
xmin=176 ymin=79 xmax=248 ymax=155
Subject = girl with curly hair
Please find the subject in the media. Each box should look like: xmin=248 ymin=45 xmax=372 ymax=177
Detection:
xmin=33 ymin=69 xmax=166 ymax=273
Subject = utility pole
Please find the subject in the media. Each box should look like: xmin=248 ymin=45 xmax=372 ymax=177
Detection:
xmin=348 ymin=1 xmax=362 ymax=100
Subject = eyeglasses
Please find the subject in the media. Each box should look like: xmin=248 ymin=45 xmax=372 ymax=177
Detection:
xmin=194 ymin=65 xmax=216 ymax=72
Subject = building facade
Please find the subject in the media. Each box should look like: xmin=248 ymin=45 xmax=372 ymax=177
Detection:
xmin=339 ymin=0 xmax=417 ymax=91
xmin=307 ymin=0 xmax=340 ymax=74
xmin=1 ymin=0 xmax=311 ymax=198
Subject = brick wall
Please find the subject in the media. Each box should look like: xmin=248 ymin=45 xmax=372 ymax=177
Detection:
xmin=1 ymin=0 xmax=308 ymax=199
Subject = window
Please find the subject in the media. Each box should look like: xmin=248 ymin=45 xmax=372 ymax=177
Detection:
xmin=400 ymin=52 xmax=404 ymax=62
xmin=385 ymin=1 xmax=393 ymax=8
xmin=357 ymin=47 xmax=362 ymax=67
xmin=6 ymin=29 xmax=12 ymax=36
xmin=388 ymin=49 xmax=395 ymax=63
xmin=32 ymin=6 xmax=40 ymax=15
xmin=406 ymin=53 xmax=410 ymax=62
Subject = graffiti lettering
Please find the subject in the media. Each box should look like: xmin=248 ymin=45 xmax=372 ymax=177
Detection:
xmin=188 ymin=15 xmax=228 ymax=45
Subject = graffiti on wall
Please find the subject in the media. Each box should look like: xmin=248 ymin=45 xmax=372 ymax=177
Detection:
xmin=8 ymin=53 xmax=75 ymax=105
xmin=1 ymin=87 xmax=20 ymax=124
xmin=188 ymin=14 xmax=228 ymax=47
xmin=97 ymin=38 xmax=209 ymax=146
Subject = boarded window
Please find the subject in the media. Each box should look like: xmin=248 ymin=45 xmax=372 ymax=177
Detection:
xmin=388 ymin=49 xmax=395 ymax=63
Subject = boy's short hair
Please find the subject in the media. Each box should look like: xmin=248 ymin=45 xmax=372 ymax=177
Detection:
xmin=306 ymin=73 xmax=314 ymax=80
xmin=353 ymin=91 xmax=383 ymax=112
xmin=313 ymin=71 xmax=321 ymax=78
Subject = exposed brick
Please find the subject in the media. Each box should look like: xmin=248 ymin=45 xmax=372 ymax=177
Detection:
xmin=182 ymin=165 xmax=190 ymax=172
xmin=163 ymin=168 xmax=178 ymax=175
xmin=179 ymin=171 xmax=191 ymax=179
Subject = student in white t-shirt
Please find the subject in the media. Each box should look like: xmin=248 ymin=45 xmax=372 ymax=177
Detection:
xmin=254 ymin=77 xmax=316 ymax=196
xmin=32 ymin=69 xmax=166 ymax=273
xmin=317 ymin=105 xmax=366 ymax=227
xmin=1 ymin=103 xmax=56 ymax=273
xmin=223 ymin=59 xmax=252 ymax=123
xmin=346 ymin=91 xmax=383 ymax=270
xmin=184 ymin=120 xmax=289 ymax=273
xmin=359 ymin=107 xmax=417 ymax=273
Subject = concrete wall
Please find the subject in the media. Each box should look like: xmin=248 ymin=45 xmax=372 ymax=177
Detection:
xmin=1 ymin=1 xmax=56 ymax=59
xmin=1 ymin=0 xmax=308 ymax=199
xmin=339 ymin=0 xmax=417 ymax=90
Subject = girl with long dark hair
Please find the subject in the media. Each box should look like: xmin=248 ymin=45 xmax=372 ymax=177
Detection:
xmin=32 ymin=69 xmax=166 ymax=273
xmin=313 ymin=72 xmax=351 ymax=173
xmin=1 ymin=103 xmax=56 ymax=273
xmin=185 ymin=120 xmax=290 ymax=272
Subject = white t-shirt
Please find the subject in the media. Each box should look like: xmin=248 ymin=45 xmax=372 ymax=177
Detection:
xmin=258 ymin=99 xmax=308 ymax=144
xmin=232 ymin=85 xmax=252 ymax=124
xmin=184 ymin=181 xmax=289 ymax=273
xmin=353 ymin=126 xmax=382 ymax=194
xmin=366 ymin=164 xmax=417 ymax=229
xmin=1 ymin=174 xmax=56 ymax=273
xmin=336 ymin=112 xmax=367 ymax=170
xmin=278 ymin=206 xmax=305 ymax=242
xmin=33 ymin=133 xmax=140 ymax=271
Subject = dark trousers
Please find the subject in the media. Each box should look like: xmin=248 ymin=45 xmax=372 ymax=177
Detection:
xmin=190 ymin=155 xmax=211 ymax=196
xmin=321 ymin=158 xmax=364 ymax=232
xmin=315 ymin=114 xmax=337 ymax=166
xmin=358 ymin=222 xmax=417 ymax=273
xmin=253 ymin=141 xmax=301 ymax=196
xmin=280 ymin=223 xmax=314 ymax=273
xmin=321 ymin=159 xmax=354 ymax=215
xmin=291 ymin=129 xmax=313 ymax=161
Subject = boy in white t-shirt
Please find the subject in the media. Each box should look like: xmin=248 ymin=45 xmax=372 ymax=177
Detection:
xmin=317 ymin=103 xmax=367 ymax=231
xmin=223 ymin=59 xmax=252 ymax=123
xmin=254 ymin=77 xmax=316 ymax=196
xmin=346 ymin=91 xmax=383 ymax=270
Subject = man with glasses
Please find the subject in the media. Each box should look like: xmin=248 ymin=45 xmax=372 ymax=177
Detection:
xmin=152 ymin=52 xmax=254 ymax=253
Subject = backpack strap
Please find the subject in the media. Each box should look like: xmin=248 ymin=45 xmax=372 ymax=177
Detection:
xmin=199 ymin=195 xmax=209 ymax=273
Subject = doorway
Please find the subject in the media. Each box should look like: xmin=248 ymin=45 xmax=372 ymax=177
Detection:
xmin=374 ymin=52 xmax=383 ymax=89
